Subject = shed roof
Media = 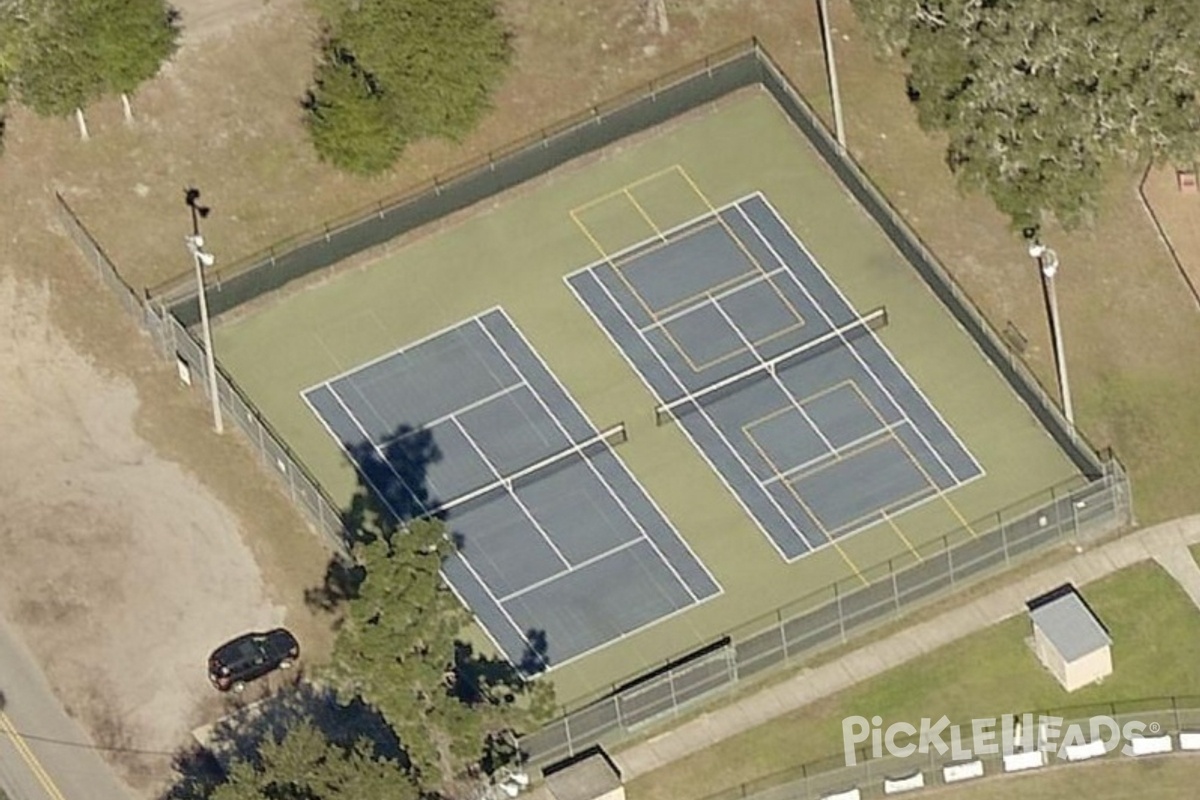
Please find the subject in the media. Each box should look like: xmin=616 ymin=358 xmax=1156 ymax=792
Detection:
xmin=1028 ymin=586 xmax=1111 ymax=662
xmin=545 ymin=751 xmax=621 ymax=800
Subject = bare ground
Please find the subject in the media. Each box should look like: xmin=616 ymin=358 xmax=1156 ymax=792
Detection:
xmin=1 ymin=0 xmax=1199 ymax=796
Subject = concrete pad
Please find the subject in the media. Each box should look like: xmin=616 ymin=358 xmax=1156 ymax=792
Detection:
xmin=836 ymin=647 xmax=891 ymax=683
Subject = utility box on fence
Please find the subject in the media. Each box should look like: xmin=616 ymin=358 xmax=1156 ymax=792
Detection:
xmin=544 ymin=747 xmax=624 ymax=800
xmin=1027 ymin=584 xmax=1112 ymax=692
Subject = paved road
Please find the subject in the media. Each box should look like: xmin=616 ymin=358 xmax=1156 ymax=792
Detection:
xmin=0 ymin=612 xmax=131 ymax=800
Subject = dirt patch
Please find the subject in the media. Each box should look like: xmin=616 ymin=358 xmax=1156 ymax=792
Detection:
xmin=0 ymin=0 xmax=1198 ymax=794
xmin=0 ymin=274 xmax=291 ymax=792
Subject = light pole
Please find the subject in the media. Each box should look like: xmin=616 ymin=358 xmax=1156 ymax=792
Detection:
xmin=1024 ymin=229 xmax=1074 ymax=432
xmin=185 ymin=188 xmax=223 ymax=434
xmin=816 ymin=0 xmax=847 ymax=150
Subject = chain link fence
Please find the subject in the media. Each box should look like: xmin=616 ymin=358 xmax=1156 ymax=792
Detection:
xmin=53 ymin=194 xmax=351 ymax=558
xmin=518 ymin=460 xmax=1130 ymax=768
xmin=149 ymin=40 xmax=765 ymax=325
xmin=55 ymin=37 xmax=1134 ymax=774
xmin=696 ymin=695 xmax=1200 ymax=800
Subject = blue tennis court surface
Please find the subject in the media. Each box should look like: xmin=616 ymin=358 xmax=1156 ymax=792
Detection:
xmin=568 ymin=193 xmax=983 ymax=561
xmin=302 ymin=309 xmax=719 ymax=671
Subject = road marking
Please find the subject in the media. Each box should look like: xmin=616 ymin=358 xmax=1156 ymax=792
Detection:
xmin=0 ymin=710 xmax=68 ymax=800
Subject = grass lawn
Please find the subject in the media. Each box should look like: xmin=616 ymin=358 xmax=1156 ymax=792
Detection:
xmin=928 ymin=758 xmax=1200 ymax=799
xmin=626 ymin=562 xmax=1200 ymax=800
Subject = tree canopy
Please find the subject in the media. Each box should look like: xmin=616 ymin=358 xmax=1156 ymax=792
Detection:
xmin=850 ymin=0 xmax=1200 ymax=229
xmin=324 ymin=513 xmax=554 ymax=788
xmin=13 ymin=0 xmax=177 ymax=117
xmin=304 ymin=0 xmax=512 ymax=174
xmin=208 ymin=722 xmax=418 ymax=800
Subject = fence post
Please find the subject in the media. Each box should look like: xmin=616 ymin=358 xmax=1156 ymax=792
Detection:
xmin=946 ymin=535 xmax=955 ymax=586
xmin=836 ymin=581 xmax=847 ymax=643
xmin=891 ymin=559 xmax=901 ymax=613
xmin=668 ymin=667 xmax=680 ymax=719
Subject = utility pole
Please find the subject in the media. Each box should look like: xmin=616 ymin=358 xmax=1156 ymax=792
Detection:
xmin=817 ymin=0 xmax=847 ymax=150
xmin=1024 ymin=229 xmax=1074 ymax=433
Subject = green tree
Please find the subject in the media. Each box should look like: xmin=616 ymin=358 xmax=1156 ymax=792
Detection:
xmin=305 ymin=45 xmax=409 ymax=175
xmin=325 ymin=514 xmax=553 ymax=787
xmin=209 ymin=722 xmax=418 ymax=800
xmin=305 ymin=0 xmax=512 ymax=173
xmin=16 ymin=0 xmax=177 ymax=117
xmin=850 ymin=0 xmax=1200 ymax=229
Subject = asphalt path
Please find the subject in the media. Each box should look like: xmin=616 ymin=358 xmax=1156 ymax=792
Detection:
xmin=0 ymin=612 xmax=131 ymax=800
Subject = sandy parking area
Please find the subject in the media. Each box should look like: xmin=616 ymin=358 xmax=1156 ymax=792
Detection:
xmin=0 ymin=272 xmax=300 ymax=793
xmin=0 ymin=5 xmax=335 ymax=797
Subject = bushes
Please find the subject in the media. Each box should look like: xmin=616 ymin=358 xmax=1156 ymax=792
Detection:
xmin=304 ymin=0 xmax=512 ymax=174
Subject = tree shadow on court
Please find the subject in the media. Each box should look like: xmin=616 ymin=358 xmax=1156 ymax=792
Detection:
xmin=295 ymin=420 xmax=556 ymax=784
xmin=162 ymin=681 xmax=403 ymax=799
xmin=305 ymin=424 xmax=442 ymax=612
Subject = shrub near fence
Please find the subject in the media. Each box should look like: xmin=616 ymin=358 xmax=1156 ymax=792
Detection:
xmin=55 ymin=37 xmax=1133 ymax=775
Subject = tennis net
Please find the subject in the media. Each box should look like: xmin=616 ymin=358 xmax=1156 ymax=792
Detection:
xmin=430 ymin=422 xmax=627 ymax=515
xmin=655 ymin=306 xmax=888 ymax=426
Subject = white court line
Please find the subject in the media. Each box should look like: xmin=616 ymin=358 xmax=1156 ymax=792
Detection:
xmin=499 ymin=537 xmax=644 ymax=603
xmin=747 ymin=193 xmax=985 ymax=482
xmin=328 ymin=382 xmax=431 ymax=515
xmin=475 ymin=311 xmax=710 ymax=603
xmin=300 ymin=307 xmax=517 ymax=399
xmin=563 ymin=193 xmax=755 ymax=282
xmin=446 ymin=548 xmax=545 ymax=670
xmin=708 ymin=293 xmax=837 ymax=457
xmin=761 ymin=418 xmax=908 ymax=487
xmin=735 ymin=198 xmax=966 ymax=488
xmin=381 ymin=382 xmax=527 ymax=446
xmin=572 ymin=265 xmax=819 ymax=560
xmin=448 ymin=415 xmax=572 ymax=570
xmin=637 ymin=266 xmax=792 ymax=334
xmin=440 ymin=553 xmax=541 ymax=672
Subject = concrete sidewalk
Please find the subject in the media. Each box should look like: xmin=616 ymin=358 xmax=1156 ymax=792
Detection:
xmin=576 ymin=515 xmax=1200 ymax=785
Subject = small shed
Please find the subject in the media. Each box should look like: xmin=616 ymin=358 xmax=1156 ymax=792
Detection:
xmin=1027 ymin=583 xmax=1112 ymax=692
xmin=545 ymin=748 xmax=624 ymax=800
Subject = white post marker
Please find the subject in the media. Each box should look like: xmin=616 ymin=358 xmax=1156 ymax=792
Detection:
xmin=1029 ymin=241 xmax=1074 ymax=430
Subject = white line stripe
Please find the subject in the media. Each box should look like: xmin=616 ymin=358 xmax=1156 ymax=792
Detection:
xmin=449 ymin=415 xmax=572 ymax=569
xmin=735 ymin=199 xmax=965 ymax=487
xmin=573 ymin=265 xmax=817 ymax=559
xmin=433 ymin=424 xmax=625 ymax=515
xmin=564 ymin=193 xmax=754 ymax=280
xmin=762 ymin=420 xmax=908 ymax=487
xmin=328 ymin=382 xmax=430 ymax=514
xmin=637 ymin=266 xmax=792 ymax=334
xmin=499 ymin=537 xmax=644 ymax=603
xmin=475 ymin=311 xmax=706 ymax=603
xmin=448 ymin=551 xmax=544 ymax=669
xmin=381 ymin=382 xmax=525 ymax=446
xmin=655 ymin=307 xmax=886 ymax=421
xmin=748 ymin=193 xmax=985 ymax=481
xmin=709 ymin=292 xmax=836 ymax=460
xmin=442 ymin=552 xmax=542 ymax=671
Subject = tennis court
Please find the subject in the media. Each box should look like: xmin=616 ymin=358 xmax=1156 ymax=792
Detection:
xmin=302 ymin=308 xmax=720 ymax=671
xmin=567 ymin=187 xmax=983 ymax=563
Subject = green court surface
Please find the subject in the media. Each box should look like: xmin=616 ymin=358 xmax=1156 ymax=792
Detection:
xmin=214 ymin=89 xmax=1082 ymax=704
